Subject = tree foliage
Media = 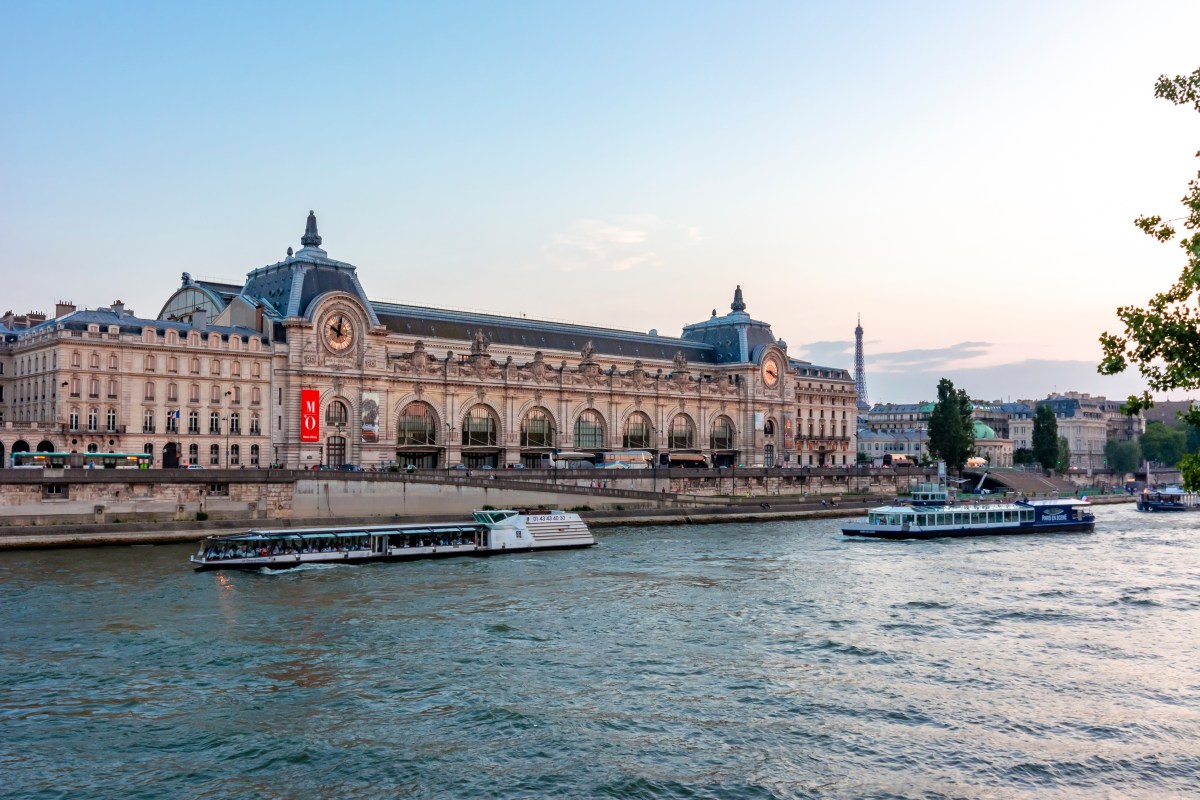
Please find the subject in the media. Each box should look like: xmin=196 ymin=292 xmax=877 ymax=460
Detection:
xmin=1032 ymin=405 xmax=1059 ymax=472
xmin=1105 ymin=438 xmax=1141 ymax=474
xmin=1098 ymin=68 xmax=1200 ymax=487
xmin=1141 ymin=420 xmax=1187 ymax=466
xmin=1056 ymin=436 xmax=1072 ymax=474
xmin=926 ymin=378 xmax=975 ymax=472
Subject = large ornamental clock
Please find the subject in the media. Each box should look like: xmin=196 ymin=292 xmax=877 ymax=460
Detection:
xmin=322 ymin=313 xmax=355 ymax=353
xmin=762 ymin=356 xmax=780 ymax=387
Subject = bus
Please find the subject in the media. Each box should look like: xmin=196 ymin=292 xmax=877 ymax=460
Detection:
xmin=595 ymin=450 xmax=653 ymax=469
xmin=658 ymin=452 xmax=710 ymax=469
xmin=552 ymin=451 xmax=598 ymax=469
xmin=10 ymin=452 xmax=153 ymax=469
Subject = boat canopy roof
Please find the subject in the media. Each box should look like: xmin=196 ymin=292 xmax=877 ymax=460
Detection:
xmin=1021 ymin=498 xmax=1092 ymax=507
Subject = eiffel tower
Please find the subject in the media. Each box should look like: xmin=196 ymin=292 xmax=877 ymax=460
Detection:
xmin=854 ymin=314 xmax=869 ymax=411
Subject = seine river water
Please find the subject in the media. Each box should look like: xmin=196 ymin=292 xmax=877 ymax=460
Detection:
xmin=2 ymin=504 xmax=1199 ymax=799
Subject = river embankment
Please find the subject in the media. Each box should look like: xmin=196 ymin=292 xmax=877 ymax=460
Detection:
xmin=0 ymin=494 xmax=1133 ymax=551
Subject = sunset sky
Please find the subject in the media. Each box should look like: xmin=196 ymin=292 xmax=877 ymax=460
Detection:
xmin=3 ymin=1 xmax=1198 ymax=403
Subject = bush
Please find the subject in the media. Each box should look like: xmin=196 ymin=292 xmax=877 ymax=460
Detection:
xmin=481 ymin=505 xmax=496 ymax=511
xmin=569 ymin=505 xmax=594 ymax=512
xmin=195 ymin=511 xmax=209 ymax=521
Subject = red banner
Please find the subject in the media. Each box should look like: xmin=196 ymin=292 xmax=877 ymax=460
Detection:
xmin=300 ymin=389 xmax=320 ymax=442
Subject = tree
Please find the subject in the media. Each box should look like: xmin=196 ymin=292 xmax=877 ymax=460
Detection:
xmin=1032 ymin=405 xmax=1059 ymax=472
xmin=1098 ymin=68 xmax=1200 ymax=487
xmin=1141 ymin=420 xmax=1187 ymax=466
xmin=1105 ymin=439 xmax=1141 ymax=474
xmin=1057 ymin=436 xmax=1072 ymax=474
xmin=1013 ymin=447 xmax=1035 ymax=465
xmin=927 ymin=378 xmax=975 ymax=472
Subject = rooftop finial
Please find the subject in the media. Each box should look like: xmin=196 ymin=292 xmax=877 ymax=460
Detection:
xmin=301 ymin=210 xmax=322 ymax=248
xmin=730 ymin=285 xmax=746 ymax=313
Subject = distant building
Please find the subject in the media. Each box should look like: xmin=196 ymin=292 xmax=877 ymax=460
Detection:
xmin=856 ymin=427 xmax=928 ymax=464
xmin=1036 ymin=393 xmax=1108 ymax=474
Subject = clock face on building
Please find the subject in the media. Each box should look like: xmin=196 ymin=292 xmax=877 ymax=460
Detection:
xmin=762 ymin=357 xmax=780 ymax=387
xmin=323 ymin=314 xmax=355 ymax=352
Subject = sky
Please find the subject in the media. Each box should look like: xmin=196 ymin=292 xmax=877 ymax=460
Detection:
xmin=3 ymin=1 xmax=1199 ymax=404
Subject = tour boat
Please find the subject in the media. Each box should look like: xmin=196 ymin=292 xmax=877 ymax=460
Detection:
xmin=842 ymin=498 xmax=1095 ymax=540
xmin=1135 ymin=490 xmax=1193 ymax=512
xmin=189 ymin=509 xmax=594 ymax=571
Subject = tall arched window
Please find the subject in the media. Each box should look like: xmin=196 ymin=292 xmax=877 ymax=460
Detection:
xmin=250 ymin=444 xmax=260 ymax=465
xmin=710 ymin=416 xmax=735 ymax=450
xmin=230 ymin=444 xmax=241 ymax=465
xmin=520 ymin=408 xmax=555 ymax=447
xmin=188 ymin=443 xmax=198 ymax=464
xmin=462 ymin=406 xmax=498 ymax=447
xmin=669 ymin=414 xmax=695 ymax=450
xmin=230 ymin=412 xmax=241 ymax=434
xmin=326 ymin=400 xmax=349 ymax=426
xmin=398 ymin=403 xmax=437 ymax=445
xmin=623 ymin=412 xmax=653 ymax=449
xmin=574 ymin=410 xmax=605 ymax=450
xmin=210 ymin=444 xmax=220 ymax=465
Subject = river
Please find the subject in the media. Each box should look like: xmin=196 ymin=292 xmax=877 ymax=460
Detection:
xmin=2 ymin=504 xmax=1197 ymax=799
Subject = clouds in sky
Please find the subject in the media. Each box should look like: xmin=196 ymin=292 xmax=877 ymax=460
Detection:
xmin=798 ymin=340 xmax=993 ymax=372
xmin=541 ymin=215 xmax=701 ymax=274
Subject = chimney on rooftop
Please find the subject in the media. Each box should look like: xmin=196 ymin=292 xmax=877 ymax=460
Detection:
xmin=55 ymin=301 xmax=76 ymax=318
xmin=112 ymin=300 xmax=125 ymax=318
xmin=193 ymin=307 xmax=208 ymax=331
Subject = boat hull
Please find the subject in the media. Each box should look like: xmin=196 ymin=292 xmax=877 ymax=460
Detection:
xmin=841 ymin=521 xmax=1095 ymax=540
xmin=191 ymin=541 xmax=595 ymax=571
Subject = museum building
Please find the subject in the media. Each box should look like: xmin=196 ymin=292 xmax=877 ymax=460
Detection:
xmin=1 ymin=212 xmax=857 ymax=469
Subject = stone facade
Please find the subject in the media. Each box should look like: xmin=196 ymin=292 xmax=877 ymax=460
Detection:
xmin=1 ymin=213 xmax=856 ymax=469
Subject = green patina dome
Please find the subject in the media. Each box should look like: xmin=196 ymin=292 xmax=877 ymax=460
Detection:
xmin=973 ymin=420 xmax=997 ymax=439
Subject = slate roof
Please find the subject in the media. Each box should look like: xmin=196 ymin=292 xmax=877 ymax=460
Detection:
xmin=373 ymin=302 xmax=717 ymax=363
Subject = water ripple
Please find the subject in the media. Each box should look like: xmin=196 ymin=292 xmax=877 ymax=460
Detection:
xmin=1 ymin=505 xmax=1198 ymax=798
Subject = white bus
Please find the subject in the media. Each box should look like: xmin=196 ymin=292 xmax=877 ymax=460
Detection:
xmin=595 ymin=450 xmax=653 ymax=469
xmin=553 ymin=451 xmax=597 ymax=469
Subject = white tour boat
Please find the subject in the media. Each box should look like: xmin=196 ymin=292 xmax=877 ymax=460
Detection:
xmin=842 ymin=497 xmax=1095 ymax=540
xmin=190 ymin=509 xmax=594 ymax=571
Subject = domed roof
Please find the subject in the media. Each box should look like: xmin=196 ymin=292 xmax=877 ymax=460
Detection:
xmin=973 ymin=420 xmax=997 ymax=439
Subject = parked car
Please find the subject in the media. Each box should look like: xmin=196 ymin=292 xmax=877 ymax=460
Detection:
xmin=339 ymin=463 xmax=363 ymax=472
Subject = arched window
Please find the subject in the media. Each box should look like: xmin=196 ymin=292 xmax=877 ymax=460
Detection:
xmin=109 ymin=354 xmax=118 ymax=370
xmin=710 ymin=416 xmax=735 ymax=450
xmin=520 ymin=408 xmax=555 ymax=448
xmin=251 ymin=362 xmax=261 ymax=378
xmin=250 ymin=413 xmax=261 ymax=435
xmin=90 ymin=353 xmax=100 ymax=369
xmin=250 ymin=444 xmax=260 ymax=465
xmin=190 ymin=358 xmax=200 ymax=374
xmin=669 ymin=414 xmax=695 ymax=450
xmin=144 ymin=381 xmax=155 ymax=401
xmin=573 ymin=410 xmax=605 ymax=450
xmin=398 ymin=403 xmax=437 ymax=445
xmin=189 ymin=384 xmax=198 ymax=403
xmin=87 ymin=408 xmax=98 ymax=431
xmin=188 ymin=443 xmax=198 ymax=464
xmin=143 ymin=355 xmax=155 ymax=371
xmin=210 ymin=444 xmax=220 ymax=465
xmin=230 ymin=444 xmax=240 ymax=465
xmin=210 ymin=385 xmax=221 ymax=403
xmin=623 ymin=412 xmax=653 ymax=449
xmin=87 ymin=443 xmax=98 ymax=453
xmin=230 ymin=412 xmax=241 ymax=434
xmin=232 ymin=360 xmax=242 ymax=377
xmin=326 ymin=400 xmax=349 ymax=426
xmin=106 ymin=409 xmax=117 ymax=431
xmin=143 ymin=443 xmax=153 ymax=465
xmin=210 ymin=412 xmax=221 ymax=434
xmin=462 ymin=406 xmax=498 ymax=447
xmin=71 ymin=351 xmax=81 ymax=368
xmin=251 ymin=387 xmax=261 ymax=405
xmin=764 ymin=418 xmax=776 ymax=436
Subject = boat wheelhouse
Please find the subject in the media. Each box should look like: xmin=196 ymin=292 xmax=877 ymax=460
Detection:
xmin=189 ymin=509 xmax=594 ymax=571
xmin=842 ymin=498 xmax=1095 ymax=540
xmin=908 ymin=483 xmax=950 ymax=507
